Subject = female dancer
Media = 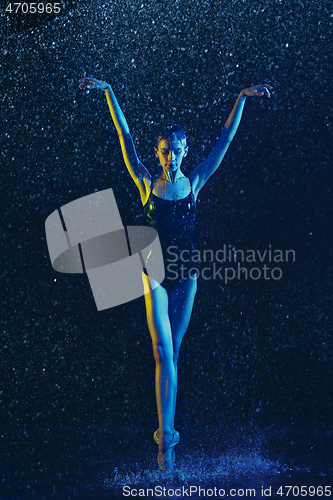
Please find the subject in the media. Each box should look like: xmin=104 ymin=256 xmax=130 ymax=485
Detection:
xmin=79 ymin=77 xmax=272 ymax=470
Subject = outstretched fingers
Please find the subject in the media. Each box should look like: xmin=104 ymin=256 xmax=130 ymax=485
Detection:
xmin=79 ymin=77 xmax=110 ymax=91
xmin=251 ymin=84 xmax=273 ymax=98
xmin=78 ymin=77 xmax=100 ymax=90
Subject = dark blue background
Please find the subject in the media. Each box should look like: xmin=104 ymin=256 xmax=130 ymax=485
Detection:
xmin=1 ymin=1 xmax=332 ymax=495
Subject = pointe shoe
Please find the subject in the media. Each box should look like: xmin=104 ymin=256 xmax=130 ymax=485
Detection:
xmin=155 ymin=431 xmax=180 ymax=472
xmin=153 ymin=429 xmax=180 ymax=446
xmin=158 ymin=447 xmax=174 ymax=472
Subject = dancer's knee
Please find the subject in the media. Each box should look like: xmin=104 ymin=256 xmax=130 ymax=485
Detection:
xmin=153 ymin=343 xmax=172 ymax=364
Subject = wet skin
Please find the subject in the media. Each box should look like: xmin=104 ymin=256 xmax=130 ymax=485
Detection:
xmin=154 ymin=138 xmax=188 ymax=181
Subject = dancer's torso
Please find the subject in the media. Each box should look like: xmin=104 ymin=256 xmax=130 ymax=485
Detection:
xmin=143 ymin=176 xmax=196 ymax=290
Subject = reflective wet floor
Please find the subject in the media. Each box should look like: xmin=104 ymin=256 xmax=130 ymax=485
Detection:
xmin=1 ymin=424 xmax=332 ymax=499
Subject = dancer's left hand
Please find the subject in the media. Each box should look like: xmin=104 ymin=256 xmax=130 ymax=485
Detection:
xmin=241 ymin=84 xmax=273 ymax=98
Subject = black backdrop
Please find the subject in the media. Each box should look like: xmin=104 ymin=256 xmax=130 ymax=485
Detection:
xmin=1 ymin=0 xmax=332 ymax=433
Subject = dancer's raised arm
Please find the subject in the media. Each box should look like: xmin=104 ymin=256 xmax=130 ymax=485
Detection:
xmin=79 ymin=77 xmax=151 ymax=203
xmin=190 ymin=84 xmax=272 ymax=197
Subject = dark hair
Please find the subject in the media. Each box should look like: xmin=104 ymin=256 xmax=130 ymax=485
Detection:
xmin=156 ymin=123 xmax=187 ymax=148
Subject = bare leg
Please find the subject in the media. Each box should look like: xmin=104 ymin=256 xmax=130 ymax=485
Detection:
xmin=142 ymin=275 xmax=176 ymax=439
xmin=143 ymin=273 xmax=197 ymax=468
xmin=169 ymin=275 xmax=197 ymax=417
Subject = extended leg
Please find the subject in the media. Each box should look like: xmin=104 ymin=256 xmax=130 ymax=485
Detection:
xmin=169 ymin=275 xmax=197 ymax=416
xmin=142 ymin=275 xmax=176 ymax=446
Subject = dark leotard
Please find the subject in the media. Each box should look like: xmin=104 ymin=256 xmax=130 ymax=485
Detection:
xmin=143 ymin=176 xmax=196 ymax=292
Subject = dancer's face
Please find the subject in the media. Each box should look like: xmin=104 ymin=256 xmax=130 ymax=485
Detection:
xmin=154 ymin=137 xmax=188 ymax=172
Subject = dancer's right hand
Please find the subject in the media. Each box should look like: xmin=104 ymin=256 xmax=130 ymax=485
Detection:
xmin=79 ymin=77 xmax=110 ymax=91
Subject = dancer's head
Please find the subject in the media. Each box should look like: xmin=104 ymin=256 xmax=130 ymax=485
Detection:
xmin=156 ymin=124 xmax=187 ymax=149
xmin=154 ymin=124 xmax=188 ymax=172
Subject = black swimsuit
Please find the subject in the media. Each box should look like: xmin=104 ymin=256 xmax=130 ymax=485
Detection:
xmin=143 ymin=177 xmax=196 ymax=292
